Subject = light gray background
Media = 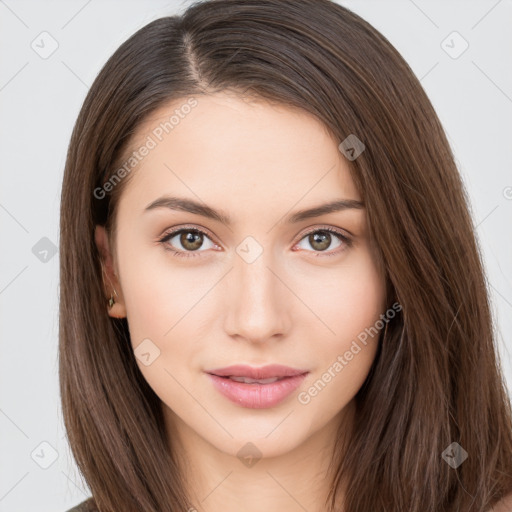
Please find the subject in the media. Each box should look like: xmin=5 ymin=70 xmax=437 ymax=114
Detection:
xmin=1 ymin=1 xmax=511 ymax=510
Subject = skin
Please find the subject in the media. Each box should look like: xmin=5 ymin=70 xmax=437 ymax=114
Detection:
xmin=95 ymin=91 xmax=387 ymax=512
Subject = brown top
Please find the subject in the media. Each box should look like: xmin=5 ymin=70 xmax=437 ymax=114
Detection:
xmin=66 ymin=497 xmax=97 ymax=512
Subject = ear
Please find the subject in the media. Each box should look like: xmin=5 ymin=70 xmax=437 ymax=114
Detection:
xmin=94 ymin=225 xmax=127 ymax=319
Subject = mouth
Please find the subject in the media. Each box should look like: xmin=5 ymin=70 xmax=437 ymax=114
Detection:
xmin=218 ymin=376 xmax=286 ymax=384
xmin=206 ymin=364 xmax=309 ymax=380
xmin=205 ymin=364 xmax=309 ymax=409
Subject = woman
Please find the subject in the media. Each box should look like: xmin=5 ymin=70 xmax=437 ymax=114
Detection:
xmin=60 ymin=0 xmax=512 ymax=510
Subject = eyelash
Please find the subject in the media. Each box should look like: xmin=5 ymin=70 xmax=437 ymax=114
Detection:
xmin=158 ymin=225 xmax=353 ymax=259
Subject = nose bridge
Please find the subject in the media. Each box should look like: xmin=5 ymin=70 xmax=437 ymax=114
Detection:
xmin=223 ymin=245 xmax=290 ymax=342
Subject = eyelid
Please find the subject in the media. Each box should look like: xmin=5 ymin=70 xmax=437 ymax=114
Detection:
xmin=292 ymin=224 xmax=353 ymax=255
xmin=295 ymin=224 xmax=351 ymax=243
xmin=159 ymin=224 xmax=219 ymax=244
xmin=157 ymin=224 xmax=221 ymax=259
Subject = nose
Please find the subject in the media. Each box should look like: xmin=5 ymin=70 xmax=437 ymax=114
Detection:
xmin=223 ymin=250 xmax=292 ymax=344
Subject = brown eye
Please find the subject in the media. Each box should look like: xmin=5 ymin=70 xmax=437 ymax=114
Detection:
xmin=179 ymin=230 xmax=204 ymax=251
xmin=308 ymin=231 xmax=332 ymax=251
xmin=295 ymin=227 xmax=352 ymax=256
xmin=160 ymin=228 xmax=216 ymax=257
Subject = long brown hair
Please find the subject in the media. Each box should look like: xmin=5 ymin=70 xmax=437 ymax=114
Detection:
xmin=59 ymin=0 xmax=512 ymax=510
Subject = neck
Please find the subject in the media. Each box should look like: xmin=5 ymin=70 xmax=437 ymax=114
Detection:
xmin=164 ymin=400 xmax=355 ymax=512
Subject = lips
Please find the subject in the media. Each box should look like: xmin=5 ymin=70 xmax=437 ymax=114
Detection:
xmin=205 ymin=364 xmax=309 ymax=408
xmin=207 ymin=364 xmax=308 ymax=380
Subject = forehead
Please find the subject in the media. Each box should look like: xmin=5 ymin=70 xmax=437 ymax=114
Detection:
xmin=116 ymin=92 xmax=361 ymax=216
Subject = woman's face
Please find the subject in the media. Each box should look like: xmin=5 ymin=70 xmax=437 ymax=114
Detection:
xmin=96 ymin=92 xmax=387 ymax=461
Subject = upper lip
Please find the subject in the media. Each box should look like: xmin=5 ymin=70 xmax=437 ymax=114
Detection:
xmin=207 ymin=364 xmax=308 ymax=379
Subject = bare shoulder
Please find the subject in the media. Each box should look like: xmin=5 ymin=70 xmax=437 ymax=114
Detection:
xmin=66 ymin=497 xmax=97 ymax=512
xmin=491 ymin=492 xmax=512 ymax=512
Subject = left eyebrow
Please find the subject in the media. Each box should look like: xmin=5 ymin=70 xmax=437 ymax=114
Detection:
xmin=143 ymin=195 xmax=364 ymax=226
xmin=287 ymin=199 xmax=365 ymax=223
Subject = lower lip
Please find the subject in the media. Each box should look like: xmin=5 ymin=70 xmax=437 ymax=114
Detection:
xmin=206 ymin=373 xmax=308 ymax=409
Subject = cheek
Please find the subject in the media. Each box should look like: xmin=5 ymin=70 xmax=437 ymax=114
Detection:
xmin=295 ymin=250 xmax=385 ymax=407
xmin=116 ymin=240 xmax=218 ymax=399
xmin=299 ymin=340 xmax=378 ymax=422
xmin=297 ymin=248 xmax=386 ymax=344
xmin=117 ymin=236 xmax=209 ymax=343
xmin=116 ymin=249 xmax=207 ymax=408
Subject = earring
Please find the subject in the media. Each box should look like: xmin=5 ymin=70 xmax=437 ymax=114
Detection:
xmin=108 ymin=287 xmax=118 ymax=309
xmin=100 ymin=263 xmax=118 ymax=309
